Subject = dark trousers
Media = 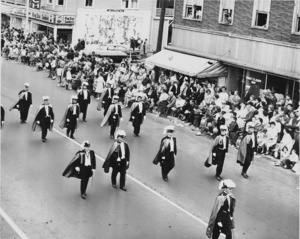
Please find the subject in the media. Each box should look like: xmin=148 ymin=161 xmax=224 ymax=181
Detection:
xmin=134 ymin=124 xmax=141 ymax=135
xmin=20 ymin=107 xmax=29 ymax=122
xmin=212 ymin=222 xmax=232 ymax=239
xmin=41 ymin=127 xmax=48 ymax=139
xmin=216 ymin=155 xmax=225 ymax=177
xmin=242 ymin=161 xmax=251 ymax=174
xmin=80 ymin=166 xmax=92 ymax=195
xmin=67 ymin=127 xmax=75 ymax=137
xmin=111 ymin=163 xmax=126 ymax=188
xmin=110 ymin=122 xmax=117 ymax=137
xmin=161 ymin=154 xmax=175 ymax=179
xmin=80 ymin=103 xmax=88 ymax=120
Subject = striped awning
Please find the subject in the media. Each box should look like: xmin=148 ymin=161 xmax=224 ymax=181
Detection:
xmin=197 ymin=62 xmax=228 ymax=78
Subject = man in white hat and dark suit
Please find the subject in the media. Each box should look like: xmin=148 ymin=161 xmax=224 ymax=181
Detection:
xmin=62 ymin=141 xmax=96 ymax=199
xmin=205 ymin=125 xmax=229 ymax=181
xmin=129 ymin=94 xmax=146 ymax=136
xmin=102 ymin=130 xmax=130 ymax=191
xmin=206 ymin=179 xmax=236 ymax=239
xmin=32 ymin=96 xmax=55 ymax=142
xmin=100 ymin=95 xmax=123 ymax=139
xmin=59 ymin=95 xmax=80 ymax=139
xmin=237 ymin=122 xmax=257 ymax=179
xmin=153 ymin=125 xmax=177 ymax=182
xmin=97 ymin=82 xmax=114 ymax=116
xmin=77 ymin=82 xmax=91 ymax=122
xmin=9 ymin=82 xmax=32 ymax=123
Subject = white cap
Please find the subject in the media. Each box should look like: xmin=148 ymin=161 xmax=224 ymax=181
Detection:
xmin=115 ymin=130 xmax=126 ymax=139
xmin=113 ymin=95 xmax=119 ymax=100
xmin=82 ymin=82 xmax=88 ymax=86
xmin=246 ymin=122 xmax=255 ymax=132
xmin=220 ymin=125 xmax=228 ymax=131
xmin=24 ymin=82 xmax=30 ymax=87
xmin=43 ymin=96 xmax=50 ymax=100
xmin=71 ymin=95 xmax=78 ymax=100
xmin=218 ymin=179 xmax=236 ymax=190
xmin=163 ymin=125 xmax=175 ymax=135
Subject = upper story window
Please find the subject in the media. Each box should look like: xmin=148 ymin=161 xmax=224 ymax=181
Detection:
xmin=57 ymin=0 xmax=64 ymax=6
xmin=85 ymin=0 xmax=93 ymax=7
xmin=292 ymin=0 xmax=300 ymax=35
xmin=47 ymin=0 xmax=53 ymax=4
xmin=251 ymin=0 xmax=271 ymax=30
xmin=183 ymin=0 xmax=204 ymax=21
xmin=122 ymin=0 xmax=139 ymax=9
xmin=219 ymin=0 xmax=235 ymax=25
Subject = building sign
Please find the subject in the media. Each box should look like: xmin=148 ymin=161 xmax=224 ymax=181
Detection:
xmin=11 ymin=9 xmax=26 ymax=17
xmin=107 ymin=9 xmax=125 ymax=12
xmin=30 ymin=10 xmax=54 ymax=23
xmin=64 ymin=16 xmax=75 ymax=24
xmin=29 ymin=0 xmax=41 ymax=10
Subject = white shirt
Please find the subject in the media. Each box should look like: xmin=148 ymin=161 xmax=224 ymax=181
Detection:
xmin=45 ymin=105 xmax=49 ymax=116
xmin=139 ymin=102 xmax=143 ymax=113
xmin=169 ymin=137 xmax=174 ymax=152
xmin=84 ymin=151 xmax=91 ymax=166
xmin=83 ymin=90 xmax=87 ymax=100
xmin=73 ymin=104 xmax=77 ymax=115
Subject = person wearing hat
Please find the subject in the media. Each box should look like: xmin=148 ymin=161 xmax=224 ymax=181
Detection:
xmin=153 ymin=126 xmax=177 ymax=182
xmin=9 ymin=82 xmax=32 ymax=124
xmin=77 ymin=82 xmax=91 ymax=122
xmin=97 ymin=82 xmax=114 ymax=115
xmin=1 ymin=106 xmax=5 ymax=129
xmin=129 ymin=94 xmax=146 ymax=136
xmin=102 ymin=130 xmax=130 ymax=191
xmin=32 ymin=96 xmax=55 ymax=142
xmin=59 ymin=95 xmax=80 ymax=139
xmin=204 ymin=125 xmax=229 ymax=181
xmin=206 ymin=179 xmax=236 ymax=239
xmin=237 ymin=122 xmax=257 ymax=179
xmin=100 ymin=95 xmax=123 ymax=139
xmin=62 ymin=141 xmax=96 ymax=199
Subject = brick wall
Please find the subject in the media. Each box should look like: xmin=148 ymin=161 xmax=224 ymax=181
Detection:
xmin=174 ymin=0 xmax=300 ymax=44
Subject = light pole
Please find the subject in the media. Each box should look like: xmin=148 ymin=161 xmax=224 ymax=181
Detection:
xmin=25 ymin=0 xmax=30 ymax=36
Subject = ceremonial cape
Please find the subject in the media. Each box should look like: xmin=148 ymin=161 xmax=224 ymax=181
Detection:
xmin=102 ymin=141 xmax=130 ymax=173
xmin=153 ymin=136 xmax=177 ymax=165
xmin=59 ymin=104 xmax=80 ymax=129
xmin=100 ymin=104 xmax=121 ymax=127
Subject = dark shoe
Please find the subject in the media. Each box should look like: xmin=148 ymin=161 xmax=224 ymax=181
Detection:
xmin=83 ymin=119 xmax=87 ymax=122
xmin=120 ymin=187 xmax=127 ymax=191
xmin=241 ymin=172 xmax=249 ymax=179
xmin=163 ymin=175 xmax=168 ymax=182
xmin=70 ymin=136 xmax=75 ymax=139
xmin=42 ymin=138 xmax=46 ymax=142
xmin=20 ymin=120 xmax=24 ymax=124
xmin=81 ymin=194 xmax=86 ymax=199
xmin=112 ymin=184 xmax=117 ymax=189
xmin=110 ymin=135 xmax=114 ymax=139
xmin=215 ymin=176 xmax=222 ymax=181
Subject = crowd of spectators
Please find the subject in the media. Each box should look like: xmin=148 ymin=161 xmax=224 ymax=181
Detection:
xmin=1 ymin=27 xmax=299 ymax=175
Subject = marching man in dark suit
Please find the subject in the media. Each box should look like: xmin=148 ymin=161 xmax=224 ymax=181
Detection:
xmin=59 ymin=95 xmax=80 ymax=139
xmin=77 ymin=82 xmax=91 ymax=122
xmin=205 ymin=125 xmax=229 ymax=181
xmin=1 ymin=106 xmax=5 ymax=129
xmin=153 ymin=125 xmax=177 ymax=182
xmin=32 ymin=96 xmax=55 ymax=142
xmin=206 ymin=179 xmax=236 ymax=239
xmin=100 ymin=95 xmax=123 ymax=139
xmin=237 ymin=122 xmax=257 ymax=179
xmin=102 ymin=130 xmax=130 ymax=191
xmin=129 ymin=94 xmax=146 ymax=136
xmin=62 ymin=141 xmax=96 ymax=199
xmin=9 ymin=82 xmax=32 ymax=124
xmin=97 ymin=82 xmax=114 ymax=116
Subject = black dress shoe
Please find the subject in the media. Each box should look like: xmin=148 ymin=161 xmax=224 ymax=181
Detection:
xmin=112 ymin=184 xmax=117 ymax=189
xmin=163 ymin=176 xmax=168 ymax=182
xmin=83 ymin=119 xmax=87 ymax=122
xmin=120 ymin=187 xmax=127 ymax=191
xmin=70 ymin=136 xmax=75 ymax=139
xmin=241 ymin=172 xmax=249 ymax=179
xmin=42 ymin=138 xmax=46 ymax=142
xmin=215 ymin=176 xmax=222 ymax=181
xmin=81 ymin=194 xmax=86 ymax=199
xmin=110 ymin=135 xmax=114 ymax=139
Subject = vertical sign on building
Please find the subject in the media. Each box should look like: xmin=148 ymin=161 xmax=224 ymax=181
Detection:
xmin=30 ymin=0 xmax=41 ymax=10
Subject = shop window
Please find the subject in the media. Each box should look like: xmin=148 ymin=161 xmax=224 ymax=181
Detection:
xmin=85 ymin=0 xmax=93 ymax=7
xmin=296 ymin=16 xmax=300 ymax=32
xmin=218 ymin=0 xmax=235 ymax=25
xmin=122 ymin=0 xmax=139 ymax=9
xmin=57 ymin=0 xmax=64 ymax=6
xmin=183 ymin=0 xmax=203 ymax=21
xmin=251 ymin=0 xmax=271 ymax=30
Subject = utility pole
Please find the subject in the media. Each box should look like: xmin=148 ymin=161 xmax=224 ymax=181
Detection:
xmin=25 ymin=0 xmax=30 ymax=36
xmin=156 ymin=0 xmax=166 ymax=53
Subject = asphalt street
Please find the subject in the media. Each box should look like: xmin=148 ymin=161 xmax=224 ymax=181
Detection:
xmin=1 ymin=58 xmax=299 ymax=239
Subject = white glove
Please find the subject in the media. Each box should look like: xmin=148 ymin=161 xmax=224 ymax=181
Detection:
xmin=66 ymin=119 xmax=70 ymax=122
xmin=161 ymin=156 xmax=165 ymax=160
xmin=120 ymin=118 xmax=123 ymax=121
xmin=144 ymin=116 xmax=146 ymax=119
xmin=75 ymin=167 xmax=80 ymax=172
xmin=92 ymin=169 xmax=95 ymax=172
xmin=50 ymin=119 xmax=54 ymax=123
xmin=36 ymin=121 xmax=40 ymax=124
xmin=212 ymin=153 xmax=216 ymax=157
xmin=132 ymin=116 xmax=135 ymax=119
xmin=16 ymin=105 xmax=19 ymax=108
xmin=217 ymin=222 xmax=223 ymax=227
xmin=76 ymin=118 xmax=79 ymax=120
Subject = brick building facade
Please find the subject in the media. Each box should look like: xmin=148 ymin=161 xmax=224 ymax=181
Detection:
xmin=168 ymin=0 xmax=300 ymax=102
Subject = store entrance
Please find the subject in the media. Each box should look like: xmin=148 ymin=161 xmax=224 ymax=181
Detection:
xmin=57 ymin=29 xmax=73 ymax=44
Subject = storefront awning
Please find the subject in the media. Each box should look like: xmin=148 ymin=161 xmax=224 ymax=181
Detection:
xmin=197 ymin=62 xmax=228 ymax=78
xmin=145 ymin=49 xmax=217 ymax=77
